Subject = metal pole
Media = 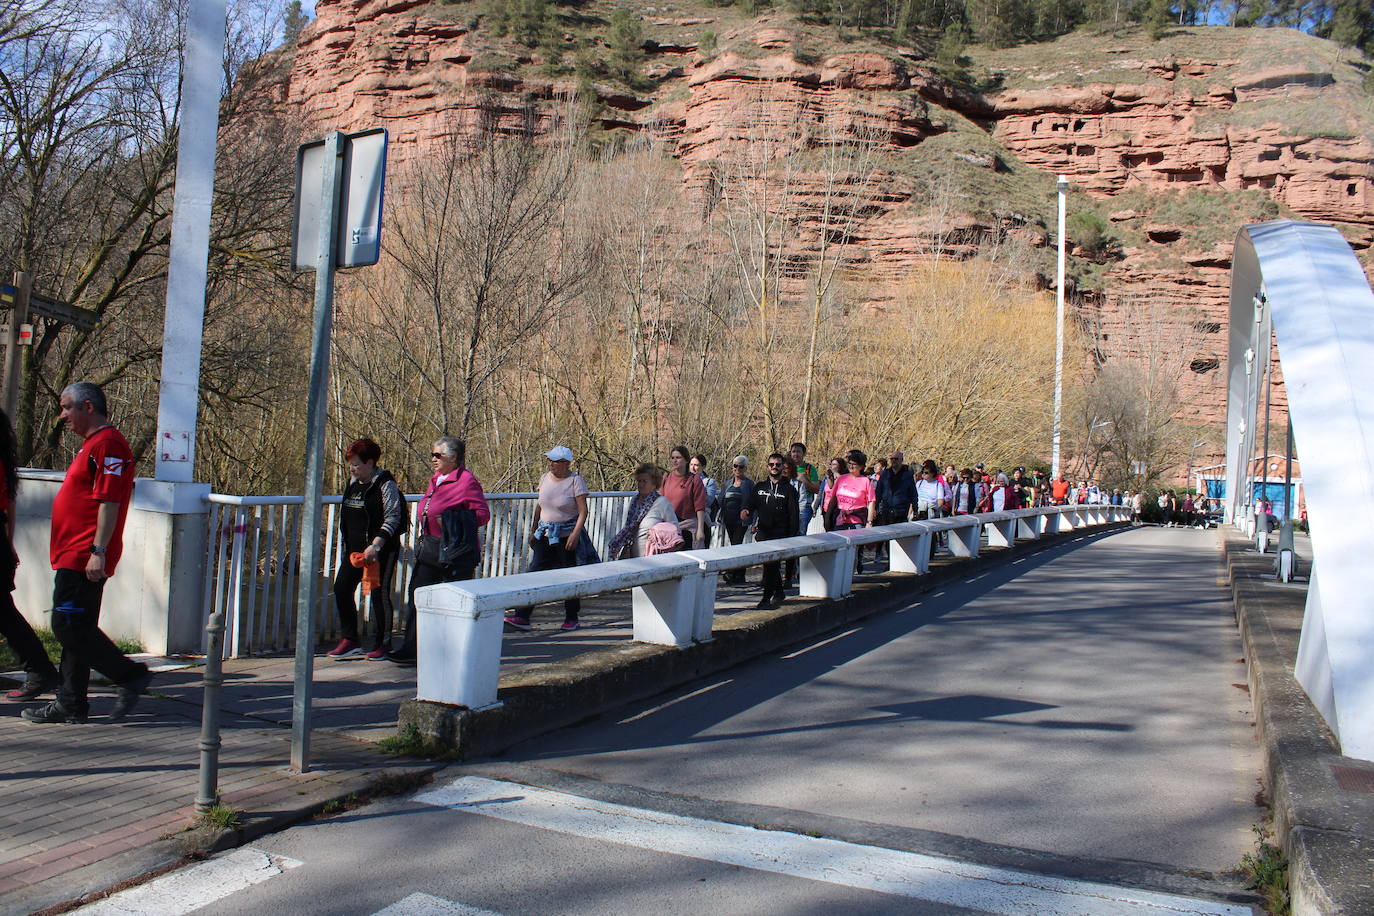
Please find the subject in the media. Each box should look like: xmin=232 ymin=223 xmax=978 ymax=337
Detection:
xmin=195 ymin=607 xmax=225 ymax=813
xmin=2 ymin=271 xmax=30 ymax=417
xmin=1283 ymin=414 xmax=1294 ymax=525
xmin=1051 ymin=175 xmax=1068 ymax=479
xmin=155 ymin=0 xmax=228 ymax=483
xmin=290 ymin=131 xmax=343 ymax=773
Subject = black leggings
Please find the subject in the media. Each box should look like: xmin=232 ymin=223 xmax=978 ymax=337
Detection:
xmin=333 ymin=544 xmax=399 ymax=648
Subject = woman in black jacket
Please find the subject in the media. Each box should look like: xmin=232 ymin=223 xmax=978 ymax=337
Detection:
xmin=326 ymin=438 xmax=408 ymax=659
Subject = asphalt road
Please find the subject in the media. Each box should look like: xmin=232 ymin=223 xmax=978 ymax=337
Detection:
xmin=82 ymin=526 xmax=1262 ymax=916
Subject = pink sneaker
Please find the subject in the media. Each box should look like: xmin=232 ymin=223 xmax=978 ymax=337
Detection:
xmin=560 ymin=620 xmax=581 ymax=631
xmin=364 ymin=647 xmax=388 ymax=660
xmin=503 ymin=616 xmax=532 ymax=631
xmin=326 ymin=638 xmax=362 ymax=658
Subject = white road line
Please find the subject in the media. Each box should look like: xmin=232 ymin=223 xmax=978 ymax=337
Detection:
xmin=780 ymin=627 xmax=861 ymax=659
xmin=371 ymin=892 xmax=504 ymax=916
xmin=618 ymin=679 xmax=733 ymax=724
xmin=71 ymin=847 xmax=301 ymax=915
xmin=417 ymin=778 xmax=1249 ymax=916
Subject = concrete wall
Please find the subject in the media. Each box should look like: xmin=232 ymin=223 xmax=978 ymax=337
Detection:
xmin=13 ymin=469 xmax=210 ymax=655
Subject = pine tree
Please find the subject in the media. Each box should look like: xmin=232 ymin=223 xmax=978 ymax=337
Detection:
xmin=608 ymin=8 xmax=646 ymax=87
xmin=282 ymin=0 xmax=308 ymax=44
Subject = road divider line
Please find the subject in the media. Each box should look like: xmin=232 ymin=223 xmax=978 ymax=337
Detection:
xmin=617 ymin=679 xmax=734 ymax=724
xmin=780 ymin=628 xmax=861 ymax=659
xmin=71 ymin=847 xmax=302 ymax=915
xmin=371 ymin=892 xmax=504 ymax=916
xmin=417 ymin=777 xmax=1248 ymax=916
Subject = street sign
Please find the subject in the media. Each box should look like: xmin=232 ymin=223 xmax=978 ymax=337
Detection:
xmin=291 ymin=128 xmax=388 ymax=271
xmin=29 ymin=292 xmax=96 ymax=331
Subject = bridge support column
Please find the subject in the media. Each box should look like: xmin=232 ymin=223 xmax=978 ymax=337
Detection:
xmin=416 ymin=585 xmax=504 ymax=710
xmin=1017 ymin=516 xmax=1041 ymax=540
xmin=987 ymin=519 xmax=1015 ymax=548
xmin=948 ymin=524 xmax=980 ymax=558
xmin=888 ymin=532 xmax=931 ymax=574
xmin=800 ymin=538 xmax=852 ymax=599
xmin=633 ymin=570 xmax=702 ymax=647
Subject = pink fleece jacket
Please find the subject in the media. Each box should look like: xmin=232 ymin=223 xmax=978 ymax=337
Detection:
xmin=418 ymin=467 xmax=491 ymax=537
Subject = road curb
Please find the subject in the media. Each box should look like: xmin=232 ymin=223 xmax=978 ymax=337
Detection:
xmin=401 ymin=524 xmax=1129 ymax=759
xmin=1220 ymin=529 xmax=1374 ymax=916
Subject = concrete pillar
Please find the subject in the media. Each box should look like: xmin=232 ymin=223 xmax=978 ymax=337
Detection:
xmin=691 ymin=570 xmax=716 ymax=643
xmin=888 ymin=531 xmax=931 ymax=574
xmin=415 ymin=583 xmax=504 ymax=710
xmin=948 ymin=523 xmax=980 ymax=558
xmin=632 ymin=570 xmax=701 ymax=647
xmin=800 ymin=539 xmax=851 ymax=599
xmin=1017 ymin=515 xmax=1041 ymax=540
xmin=987 ymin=519 xmax=1015 ymax=549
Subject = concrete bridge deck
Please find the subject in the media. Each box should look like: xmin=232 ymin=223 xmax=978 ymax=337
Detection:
xmin=1 ymin=526 xmax=1265 ymax=915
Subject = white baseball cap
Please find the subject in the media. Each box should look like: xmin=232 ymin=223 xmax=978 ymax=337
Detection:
xmin=545 ymin=445 xmax=574 ymax=462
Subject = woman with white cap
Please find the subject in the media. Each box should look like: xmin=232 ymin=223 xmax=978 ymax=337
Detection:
xmin=504 ymin=446 xmax=592 ymax=632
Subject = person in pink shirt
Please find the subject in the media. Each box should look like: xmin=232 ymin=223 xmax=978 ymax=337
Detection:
xmin=387 ymin=435 xmax=489 ymax=664
xmin=825 ymin=449 xmax=877 ymax=572
xmin=660 ymin=445 xmax=707 ymax=549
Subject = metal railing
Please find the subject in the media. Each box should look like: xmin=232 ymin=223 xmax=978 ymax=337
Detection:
xmin=204 ymin=491 xmax=636 ymax=657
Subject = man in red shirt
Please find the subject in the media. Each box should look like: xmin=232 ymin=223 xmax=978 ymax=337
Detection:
xmin=24 ymin=383 xmax=151 ymax=724
xmin=1050 ymin=473 xmax=1071 ymax=505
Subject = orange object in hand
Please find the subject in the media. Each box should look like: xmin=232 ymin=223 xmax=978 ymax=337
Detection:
xmin=349 ymin=551 xmax=379 ymax=594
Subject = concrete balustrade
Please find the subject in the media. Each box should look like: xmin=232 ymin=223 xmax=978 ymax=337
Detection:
xmin=415 ymin=504 xmax=1130 ymax=709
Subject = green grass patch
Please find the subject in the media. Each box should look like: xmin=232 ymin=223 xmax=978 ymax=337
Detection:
xmin=1240 ymin=822 xmax=1290 ymax=915
xmin=378 ymin=723 xmax=465 ymax=761
xmin=0 ymin=626 xmax=143 ymax=672
xmin=196 ymin=803 xmax=241 ymax=831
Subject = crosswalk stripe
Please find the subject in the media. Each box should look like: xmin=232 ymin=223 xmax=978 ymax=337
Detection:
xmin=417 ymin=777 xmax=1250 ymax=916
xmin=71 ymin=847 xmax=301 ymax=915
xmin=370 ymin=892 xmax=504 ymax=916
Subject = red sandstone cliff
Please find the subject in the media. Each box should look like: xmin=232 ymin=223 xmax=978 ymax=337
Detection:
xmin=269 ymin=0 xmax=1374 ymax=447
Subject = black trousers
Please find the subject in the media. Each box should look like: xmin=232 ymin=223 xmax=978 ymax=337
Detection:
xmin=333 ymin=544 xmax=399 ymax=647
xmin=756 ymin=528 xmax=785 ymax=596
xmin=0 ymin=591 xmax=55 ymax=681
xmin=51 ymin=568 xmax=145 ymax=715
xmin=395 ymin=560 xmax=474 ymax=656
xmin=513 ymin=536 xmax=581 ymax=622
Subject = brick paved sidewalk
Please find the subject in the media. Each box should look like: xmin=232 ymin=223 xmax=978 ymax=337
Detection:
xmin=0 ymin=568 xmax=872 ymax=915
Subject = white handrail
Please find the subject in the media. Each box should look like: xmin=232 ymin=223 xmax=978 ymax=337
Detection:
xmin=416 ymin=504 xmax=1132 ymax=708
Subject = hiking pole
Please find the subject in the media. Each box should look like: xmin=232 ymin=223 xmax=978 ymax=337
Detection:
xmin=196 ymin=608 xmax=225 ymax=814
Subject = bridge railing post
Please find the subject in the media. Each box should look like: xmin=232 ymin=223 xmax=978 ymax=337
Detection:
xmin=416 ymin=584 xmax=504 ymax=710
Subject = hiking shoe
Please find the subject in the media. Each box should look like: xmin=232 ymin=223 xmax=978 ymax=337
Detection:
xmin=503 ymin=616 xmax=532 ymax=631
xmin=22 ymin=701 xmax=86 ymax=724
xmin=559 ymin=620 xmax=581 ymax=631
xmin=326 ymin=638 xmax=362 ymax=658
xmin=109 ymin=670 xmax=153 ymax=722
xmin=364 ymin=646 xmax=388 ymax=660
xmin=7 ymin=674 xmax=59 ymax=701
xmin=384 ymin=650 xmax=415 ymax=666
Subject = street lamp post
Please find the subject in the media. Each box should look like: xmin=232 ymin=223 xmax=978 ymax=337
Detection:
xmin=1052 ymin=175 xmax=1069 ymax=479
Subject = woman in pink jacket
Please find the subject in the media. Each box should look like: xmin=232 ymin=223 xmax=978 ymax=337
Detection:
xmin=386 ymin=436 xmax=490 ymax=664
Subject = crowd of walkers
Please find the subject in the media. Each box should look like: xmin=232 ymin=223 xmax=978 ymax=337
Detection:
xmin=319 ymin=438 xmax=1221 ymax=654
xmin=0 ymin=397 xmax=1218 ymax=718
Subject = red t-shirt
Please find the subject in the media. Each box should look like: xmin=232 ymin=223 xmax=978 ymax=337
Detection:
xmin=660 ymin=472 xmax=706 ymax=528
xmin=1051 ymin=479 xmax=1070 ymax=502
xmin=50 ymin=426 xmax=136 ymax=574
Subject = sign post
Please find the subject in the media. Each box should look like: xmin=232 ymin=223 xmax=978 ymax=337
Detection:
xmin=289 ymin=128 xmax=387 ymax=773
xmin=1 ymin=273 xmax=30 ymax=416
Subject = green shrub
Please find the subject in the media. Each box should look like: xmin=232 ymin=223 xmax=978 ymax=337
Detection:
xmin=1068 ymin=211 xmax=1115 ymax=258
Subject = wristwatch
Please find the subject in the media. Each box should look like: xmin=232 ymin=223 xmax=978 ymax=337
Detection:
xmin=89 ymin=545 xmax=106 ymax=556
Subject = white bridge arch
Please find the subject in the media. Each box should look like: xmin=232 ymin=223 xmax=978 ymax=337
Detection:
xmin=1226 ymin=219 xmax=1374 ymax=761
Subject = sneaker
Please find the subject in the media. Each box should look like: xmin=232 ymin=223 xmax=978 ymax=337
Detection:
xmin=109 ymin=670 xmax=153 ymax=722
xmin=326 ymin=638 xmax=362 ymax=658
xmin=7 ymin=674 xmax=59 ymax=701
xmin=384 ymin=650 xmax=415 ymax=666
xmin=364 ymin=647 xmax=388 ymax=660
xmin=22 ymin=700 xmax=86 ymax=724
xmin=503 ymin=616 xmax=532 ymax=631
xmin=559 ymin=620 xmax=581 ymax=631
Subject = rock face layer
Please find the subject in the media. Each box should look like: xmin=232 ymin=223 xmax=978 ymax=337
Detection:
xmin=273 ymin=1 xmax=1373 ymax=449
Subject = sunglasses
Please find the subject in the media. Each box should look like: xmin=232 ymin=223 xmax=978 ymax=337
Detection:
xmin=767 ymin=462 xmax=783 ymax=468
xmin=431 ymin=452 xmax=447 ymax=459
xmin=732 ymin=464 xmax=745 ymax=468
